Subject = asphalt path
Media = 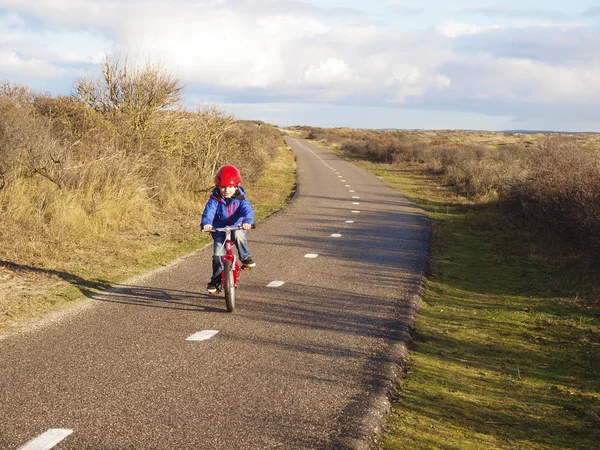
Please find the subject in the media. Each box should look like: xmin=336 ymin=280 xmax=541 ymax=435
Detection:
xmin=0 ymin=138 xmax=430 ymax=449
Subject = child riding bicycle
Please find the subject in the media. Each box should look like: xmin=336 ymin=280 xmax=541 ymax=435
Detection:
xmin=201 ymin=165 xmax=256 ymax=293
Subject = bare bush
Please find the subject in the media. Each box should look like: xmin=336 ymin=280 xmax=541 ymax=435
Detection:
xmin=34 ymin=95 xmax=113 ymax=145
xmin=191 ymin=104 xmax=238 ymax=179
xmin=227 ymin=121 xmax=280 ymax=183
xmin=507 ymin=138 xmax=600 ymax=249
xmin=0 ymin=87 xmax=67 ymax=189
xmin=73 ymin=54 xmax=183 ymax=133
xmin=1 ymin=79 xmax=36 ymax=106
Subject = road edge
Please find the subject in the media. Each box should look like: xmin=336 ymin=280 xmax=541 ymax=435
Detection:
xmin=333 ymin=271 xmax=429 ymax=449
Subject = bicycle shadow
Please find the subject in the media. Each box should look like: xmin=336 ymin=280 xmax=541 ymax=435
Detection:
xmin=0 ymin=260 xmax=113 ymax=297
xmin=0 ymin=260 xmax=225 ymax=314
xmin=90 ymin=284 xmax=227 ymax=313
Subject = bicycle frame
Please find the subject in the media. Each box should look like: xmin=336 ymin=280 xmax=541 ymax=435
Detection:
xmin=221 ymin=227 xmax=242 ymax=288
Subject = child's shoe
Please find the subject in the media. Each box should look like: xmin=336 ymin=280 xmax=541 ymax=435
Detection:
xmin=241 ymin=256 xmax=256 ymax=268
xmin=207 ymin=282 xmax=221 ymax=294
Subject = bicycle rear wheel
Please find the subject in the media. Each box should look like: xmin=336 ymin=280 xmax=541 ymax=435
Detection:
xmin=223 ymin=260 xmax=235 ymax=312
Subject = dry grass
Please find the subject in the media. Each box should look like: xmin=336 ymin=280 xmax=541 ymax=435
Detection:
xmin=0 ymin=64 xmax=289 ymax=332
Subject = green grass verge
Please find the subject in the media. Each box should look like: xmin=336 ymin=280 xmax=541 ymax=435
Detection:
xmin=349 ymin=163 xmax=600 ymax=450
xmin=1 ymin=144 xmax=296 ymax=332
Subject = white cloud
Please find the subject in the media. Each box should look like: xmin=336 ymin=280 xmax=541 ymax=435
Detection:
xmin=303 ymin=58 xmax=356 ymax=85
xmin=437 ymin=20 xmax=501 ymax=37
xmin=497 ymin=58 xmax=600 ymax=103
xmin=0 ymin=50 xmax=70 ymax=78
xmin=443 ymin=52 xmax=600 ymax=108
xmin=384 ymin=64 xmax=451 ymax=103
xmin=2 ymin=0 xmax=600 ymax=130
xmin=437 ymin=18 xmax=587 ymax=39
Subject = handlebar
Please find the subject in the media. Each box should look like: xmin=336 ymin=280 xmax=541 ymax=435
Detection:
xmin=203 ymin=224 xmax=256 ymax=233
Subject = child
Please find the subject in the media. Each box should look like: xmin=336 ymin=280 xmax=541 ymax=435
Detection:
xmin=201 ymin=165 xmax=255 ymax=293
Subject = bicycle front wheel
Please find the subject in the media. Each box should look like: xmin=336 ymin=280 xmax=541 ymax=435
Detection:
xmin=223 ymin=260 xmax=235 ymax=312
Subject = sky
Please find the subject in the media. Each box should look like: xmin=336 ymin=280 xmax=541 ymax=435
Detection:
xmin=1 ymin=0 xmax=600 ymax=131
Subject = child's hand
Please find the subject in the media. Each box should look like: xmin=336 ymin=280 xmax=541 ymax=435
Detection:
xmin=202 ymin=224 xmax=213 ymax=232
xmin=242 ymin=223 xmax=252 ymax=231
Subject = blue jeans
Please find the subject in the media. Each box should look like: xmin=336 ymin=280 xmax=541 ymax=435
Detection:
xmin=210 ymin=229 xmax=250 ymax=285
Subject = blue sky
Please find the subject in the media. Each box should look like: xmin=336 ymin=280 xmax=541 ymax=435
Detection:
xmin=1 ymin=0 xmax=600 ymax=131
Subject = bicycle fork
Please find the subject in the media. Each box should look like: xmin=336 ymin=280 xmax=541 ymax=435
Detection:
xmin=222 ymin=239 xmax=241 ymax=287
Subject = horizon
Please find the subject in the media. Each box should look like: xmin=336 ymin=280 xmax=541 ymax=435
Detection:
xmin=284 ymin=125 xmax=600 ymax=134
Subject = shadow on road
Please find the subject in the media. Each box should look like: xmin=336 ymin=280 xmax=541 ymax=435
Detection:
xmin=90 ymin=284 xmax=226 ymax=313
xmin=0 ymin=260 xmax=225 ymax=314
xmin=0 ymin=259 xmax=113 ymax=296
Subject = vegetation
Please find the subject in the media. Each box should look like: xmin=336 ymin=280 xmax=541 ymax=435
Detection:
xmin=296 ymin=126 xmax=600 ymax=259
xmin=301 ymin=127 xmax=600 ymax=449
xmin=0 ymin=55 xmax=294 ymax=331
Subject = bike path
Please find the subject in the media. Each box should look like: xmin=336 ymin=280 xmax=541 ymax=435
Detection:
xmin=0 ymin=138 xmax=430 ymax=449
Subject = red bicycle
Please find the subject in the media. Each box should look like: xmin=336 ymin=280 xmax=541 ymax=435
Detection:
xmin=205 ymin=225 xmax=253 ymax=312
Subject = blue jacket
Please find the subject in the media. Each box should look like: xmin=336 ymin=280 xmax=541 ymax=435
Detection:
xmin=201 ymin=186 xmax=255 ymax=231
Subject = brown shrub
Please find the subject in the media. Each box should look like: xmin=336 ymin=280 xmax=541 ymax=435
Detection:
xmin=506 ymin=138 xmax=600 ymax=250
xmin=33 ymin=95 xmax=115 ymax=145
xmin=73 ymin=54 xmax=183 ymax=134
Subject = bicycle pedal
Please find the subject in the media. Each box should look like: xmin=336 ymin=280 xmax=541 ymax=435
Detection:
xmin=242 ymin=266 xmax=252 ymax=271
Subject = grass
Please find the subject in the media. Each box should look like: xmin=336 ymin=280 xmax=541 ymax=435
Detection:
xmin=249 ymin=143 xmax=297 ymax=220
xmin=343 ymin=162 xmax=600 ymax=450
xmin=0 ymin=144 xmax=296 ymax=332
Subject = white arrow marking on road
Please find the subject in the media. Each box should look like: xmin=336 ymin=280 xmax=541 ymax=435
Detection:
xmin=19 ymin=429 xmax=73 ymax=450
xmin=186 ymin=330 xmax=219 ymax=341
xmin=304 ymin=253 xmax=319 ymax=258
xmin=267 ymin=281 xmax=285 ymax=287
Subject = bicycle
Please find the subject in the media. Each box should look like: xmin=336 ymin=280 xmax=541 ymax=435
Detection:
xmin=204 ymin=224 xmax=254 ymax=312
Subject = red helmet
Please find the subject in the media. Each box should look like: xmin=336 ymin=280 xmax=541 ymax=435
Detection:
xmin=215 ymin=165 xmax=242 ymax=187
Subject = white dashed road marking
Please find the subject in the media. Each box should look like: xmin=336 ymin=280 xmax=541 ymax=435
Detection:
xmin=352 ymin=202 xmax=360 ymax=205
xmin=331 ymin=234 xmax=342 ymax=237
xmin=346 ymin=220 xmax=355 ymax=223
xmin=351 ymin=210 xmax=361 ymax=213
xmin=293 ymin=140 xmax=337 ymax=171
xmin=352 ymin=196 xmax=360 ymax=199
xmin=19 ymin=429 xmax=73 ymax=450
xmin=186 ymin=330 xmax=219 ymax=341
xmin=345 ymin=185 xmax=351 ymax=187
xmin=304 ymin=254 xmax=319 ymax=258
xmin=267 ymin=281 xmax=285 ymax=287
xmin=349 ymin=190 xmax=355 ymax=192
